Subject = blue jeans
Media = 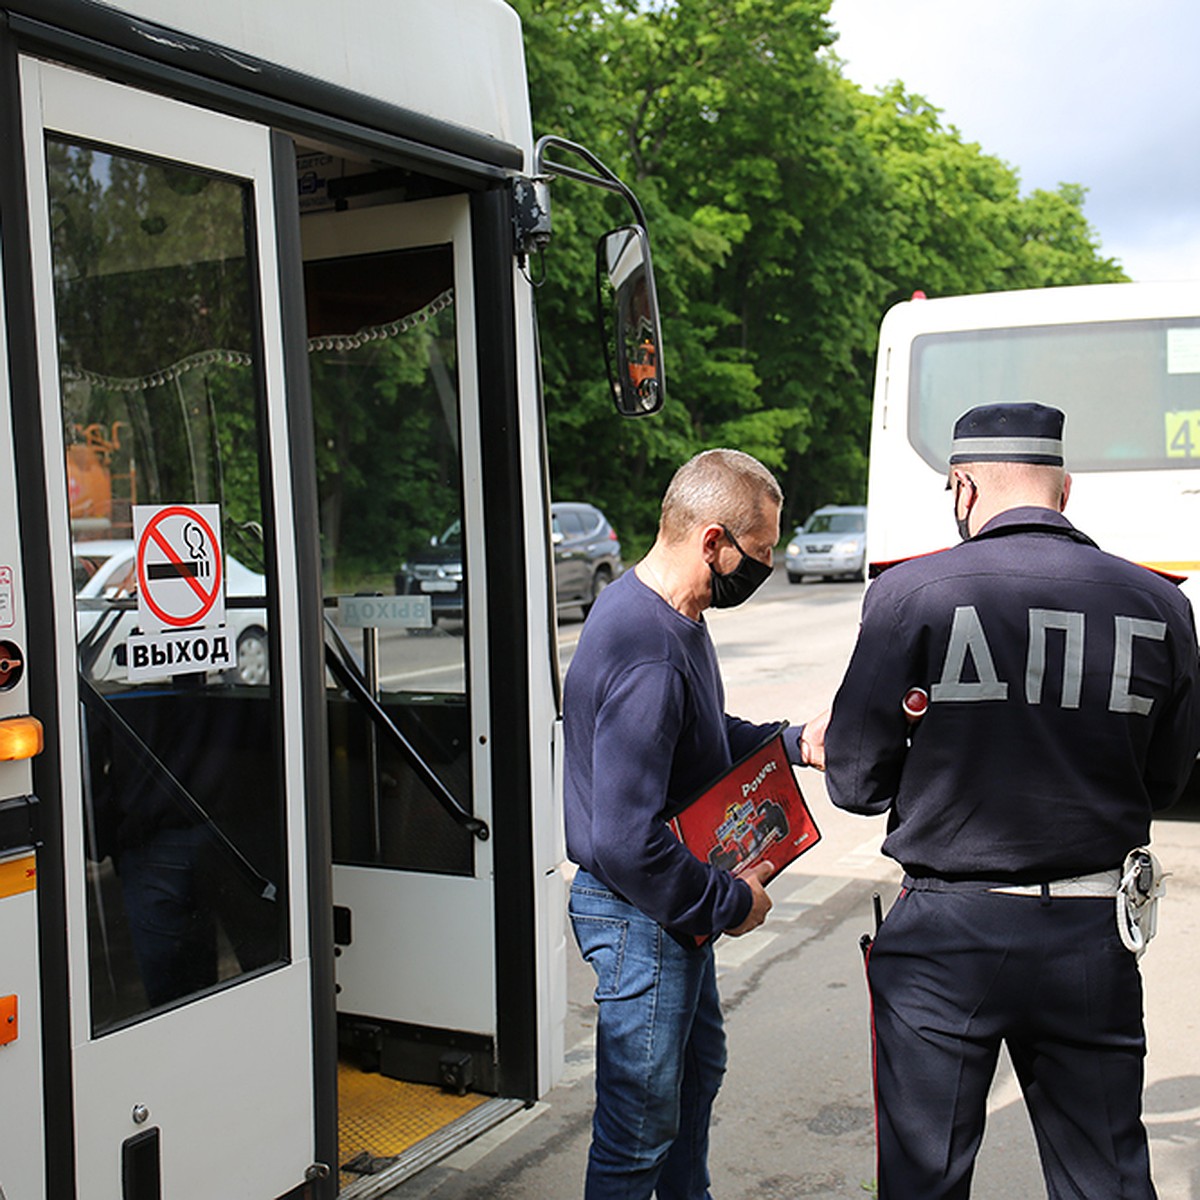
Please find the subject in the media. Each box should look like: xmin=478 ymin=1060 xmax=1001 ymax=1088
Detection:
xmin=570 ymin=869 xmax=727 ymax=1200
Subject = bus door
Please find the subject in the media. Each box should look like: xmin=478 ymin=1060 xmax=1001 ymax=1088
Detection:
xmin=298 ymin=187 xmax=516 ymax=1169
xmin=20 ymin=60 xmax=321 ymax=1198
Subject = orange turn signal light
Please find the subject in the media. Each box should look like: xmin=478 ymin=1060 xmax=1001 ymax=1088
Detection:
xmin=0 ymin=716 xmax=44 ymax=762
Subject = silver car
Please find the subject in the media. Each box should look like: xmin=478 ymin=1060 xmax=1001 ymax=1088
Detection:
xmin=786 ymin=505 xmax=867 ymax=583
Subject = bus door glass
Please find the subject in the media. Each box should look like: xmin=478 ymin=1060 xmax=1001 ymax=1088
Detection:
xmin=299 ymin=192 xmax=498 ymax=1093
xmin=22 ymin=61 xmax=316 ymax=1199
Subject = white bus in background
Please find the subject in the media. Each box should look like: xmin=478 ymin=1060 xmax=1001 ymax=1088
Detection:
xmin=0 ymin=2 xmax=665 ymax=1199
xmin=866 ymin=282 xmax=1200 ymax=611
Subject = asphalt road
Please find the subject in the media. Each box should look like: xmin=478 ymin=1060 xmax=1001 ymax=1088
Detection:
xmin=388 ymin=568 xmax=1200 ymax=1200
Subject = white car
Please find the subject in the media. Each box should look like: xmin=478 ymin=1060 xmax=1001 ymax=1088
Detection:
xmin=786 ymin=505 xmax=867 ymax=583
xmin=74 ymin=538 xmax=270 ymax=685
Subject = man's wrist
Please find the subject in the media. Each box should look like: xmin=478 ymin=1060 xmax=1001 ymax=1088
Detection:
xmin=727 ymin=876 xmax=754 ymax=929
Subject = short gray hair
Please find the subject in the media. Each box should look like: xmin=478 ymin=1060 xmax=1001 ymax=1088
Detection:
xmin=659 ymin=449 xmax=783 ymax=543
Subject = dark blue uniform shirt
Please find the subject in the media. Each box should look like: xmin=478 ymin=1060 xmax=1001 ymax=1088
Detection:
xmin=564 ymin=570 xmax=800 ymax=937
xmin=826 ymin=507 xmax=1200 ymax=881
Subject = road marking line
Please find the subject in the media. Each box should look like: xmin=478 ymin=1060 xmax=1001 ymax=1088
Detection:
xmin=557 ymin=1036 xmax=597 ymax=1088
xmin=835 ymin=832 xmax=889 ymax=867
xmin=715 ymin=930 xmax=778 ymax=972
xmin=784 ymin=875 xmax=852 ymax=907
xmin=1146 ymin=1104 xmax=1200 ymax=1124
xmin=987 ymin=1065 xmax=1022 ymax=1115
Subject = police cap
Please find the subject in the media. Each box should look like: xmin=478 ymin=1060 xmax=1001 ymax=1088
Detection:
xmin=948 ymin=402 xmax=1065 ymax=468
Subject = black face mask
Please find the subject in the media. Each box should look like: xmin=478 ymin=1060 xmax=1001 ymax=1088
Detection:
xmin=709 ymin=525 xmax=773 ymax=609
xmin=954 ymin=475 xmax=978 ymax=542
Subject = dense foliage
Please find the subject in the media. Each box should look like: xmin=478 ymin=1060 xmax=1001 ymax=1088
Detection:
xmin=511 ymin=0 xmax=1126 ymax=551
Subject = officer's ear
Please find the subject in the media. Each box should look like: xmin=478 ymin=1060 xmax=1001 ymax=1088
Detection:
xmin=1060 ymin=473 xmax=1072 ymax=512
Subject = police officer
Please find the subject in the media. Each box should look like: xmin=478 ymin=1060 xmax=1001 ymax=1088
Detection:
xmin=825 ymin=402 xmax=1200 ymax=1199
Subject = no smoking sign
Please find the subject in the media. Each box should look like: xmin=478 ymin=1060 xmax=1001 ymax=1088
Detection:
xmin=133 ymin=504 xmax=226 ymax=633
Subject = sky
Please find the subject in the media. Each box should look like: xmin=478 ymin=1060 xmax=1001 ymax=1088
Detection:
xmin=825 ymin=0 xmax=1200 ymax=284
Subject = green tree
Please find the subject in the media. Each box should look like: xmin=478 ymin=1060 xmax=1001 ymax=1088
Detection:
xmin=511 ymin=0 xmax=1126 ymax=549
xmin=1013 ymin=183 xmax=1125 ymax=286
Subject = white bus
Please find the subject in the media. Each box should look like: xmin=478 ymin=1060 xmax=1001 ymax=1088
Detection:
xmin=0 ymin=3 xmax=665 ymax=1198
xmin=866 ymin=282 xmax=1200 ymax=611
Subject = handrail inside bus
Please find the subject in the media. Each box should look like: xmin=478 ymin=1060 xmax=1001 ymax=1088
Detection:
xmin=322 ymin=617 xmax=489 ymax=842
xmin=77 ymin=604 xmax=127 ymax=679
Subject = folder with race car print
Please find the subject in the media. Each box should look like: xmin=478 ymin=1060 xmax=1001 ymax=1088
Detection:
xmin=665 ymin=722 xmax=821 ymax=896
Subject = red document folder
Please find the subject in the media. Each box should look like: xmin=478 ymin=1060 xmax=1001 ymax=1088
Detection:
xmin=666 ymin=723 xmax=821 ymax=882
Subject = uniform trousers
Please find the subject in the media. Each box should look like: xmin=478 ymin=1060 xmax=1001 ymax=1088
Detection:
xmin=569 ymin=869 xmax=726 ymax=1200
xmin=866 ymin=880 xmax=1155 ymax=1200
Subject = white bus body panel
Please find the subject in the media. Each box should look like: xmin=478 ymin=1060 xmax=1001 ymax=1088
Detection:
xmin=93 ymin=0 xmax=534 ymax=159
xmin=0 ymin=260 xmax=46 ymax=1200
xmin=0 ymin=882 xmax=43 ymax=1200
xmin=869 ymin=282 xmax=1200 ymax=608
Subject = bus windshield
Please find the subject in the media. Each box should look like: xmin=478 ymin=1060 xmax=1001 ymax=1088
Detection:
xmin=909 ymin=318 xmax=1200 ymax=473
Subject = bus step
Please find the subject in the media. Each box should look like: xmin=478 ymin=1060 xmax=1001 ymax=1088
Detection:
xmin=338 ymin=1097 xmax=526 ymax=1198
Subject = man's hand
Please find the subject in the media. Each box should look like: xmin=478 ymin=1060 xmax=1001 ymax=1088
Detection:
xmin=800 ymin=707 xmax=830 ymax=771
xmin=725 ymin=862 xmax=773 ymax=937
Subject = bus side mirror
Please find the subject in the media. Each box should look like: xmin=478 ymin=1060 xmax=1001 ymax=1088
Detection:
xmin=596 ymin=226 xmax=665 ymax=417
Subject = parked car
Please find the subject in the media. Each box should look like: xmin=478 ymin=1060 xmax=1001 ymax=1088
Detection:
xmin=551 ymin=501 xmax=623 ymax=616
xmin=785 ymin=505 xmax=867 ymax=583
xmin=395 ymin=502 xmax=623 ymax=622
xmin=74 ymin=539 xmax=270 ymax=684
xmin=395 ymin=518 xmax=466 ymax=621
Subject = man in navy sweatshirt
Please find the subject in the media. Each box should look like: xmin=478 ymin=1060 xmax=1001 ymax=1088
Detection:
xmin=564 ymin=448 xmax=816 ymax=1200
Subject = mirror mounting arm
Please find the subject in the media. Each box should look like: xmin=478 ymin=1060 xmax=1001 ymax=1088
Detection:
xmin=532 ymin=135 xmax=649 ymax=228
xmin=516 ymin=135 xmax=666 ymax=418
xmin=513 ymin=136 xmax=650 ymax=262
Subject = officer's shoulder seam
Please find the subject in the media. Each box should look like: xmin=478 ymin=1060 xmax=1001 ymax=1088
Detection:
xmin=870 ymin=546 xmax=954 ymax=577
xmin=874 ymin=561 xmax=987 ymax=603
